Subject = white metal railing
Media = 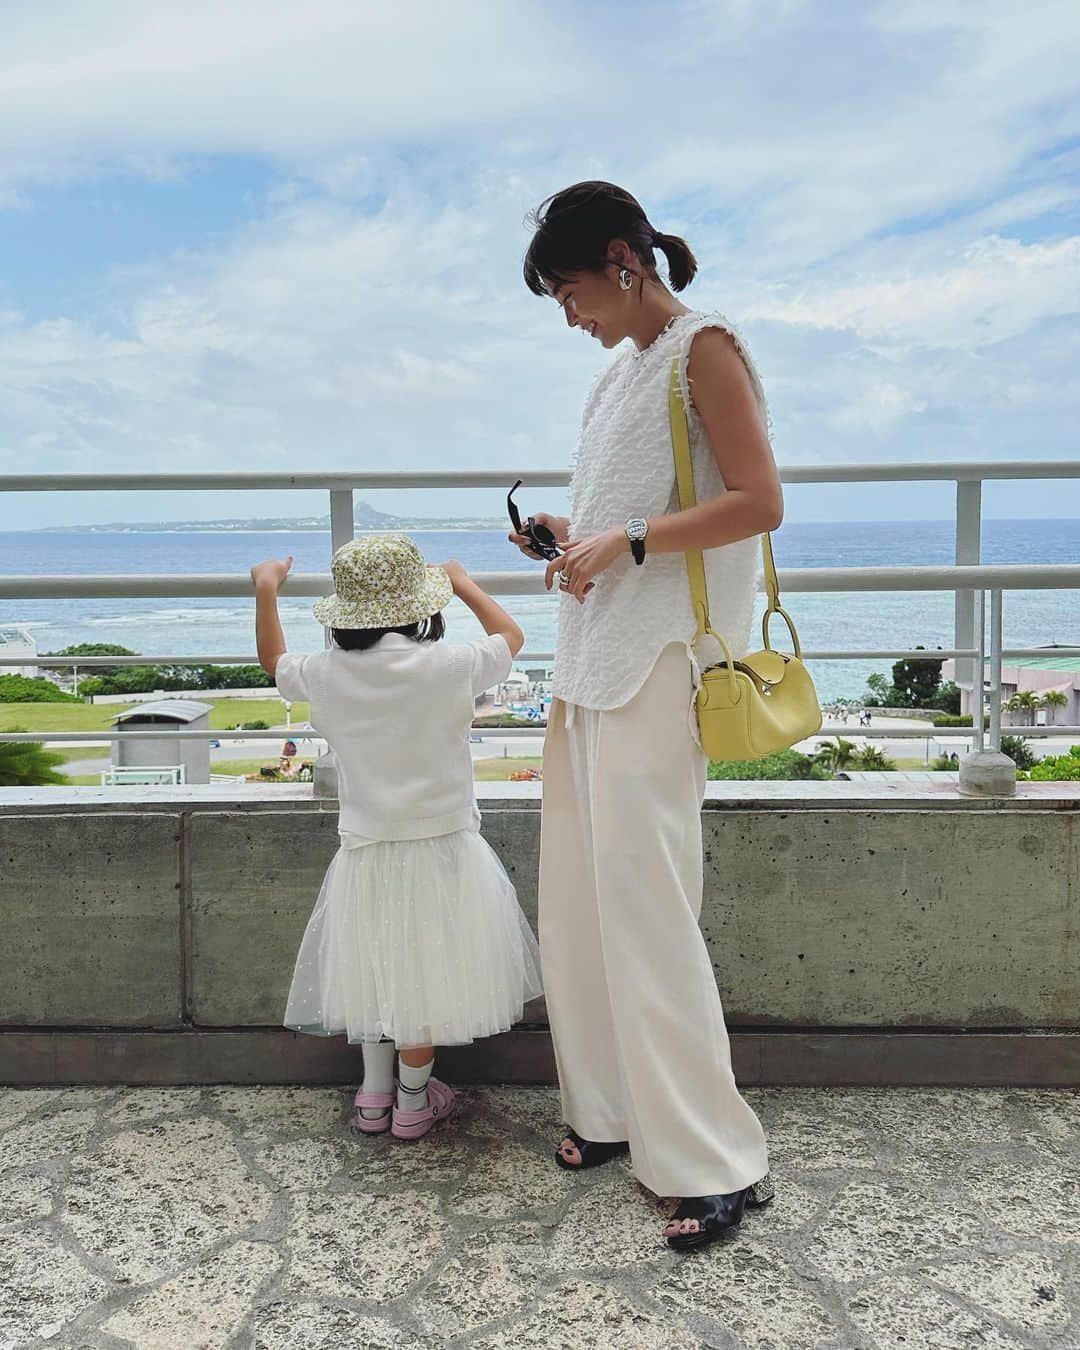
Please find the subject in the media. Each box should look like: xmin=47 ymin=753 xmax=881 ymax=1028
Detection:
xmin=2 ymin=463 xmax=1078 ymax=761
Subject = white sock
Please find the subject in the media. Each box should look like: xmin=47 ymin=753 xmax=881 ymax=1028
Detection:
xmin=397 ymin=1055 xmax=434 ymax=1113
xmin=359 ymin=1040 xmax=395 ymax=1120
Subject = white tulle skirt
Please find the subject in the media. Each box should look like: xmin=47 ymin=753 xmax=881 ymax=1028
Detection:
xmin=283 ymin=828 xmax=544 ymax=1049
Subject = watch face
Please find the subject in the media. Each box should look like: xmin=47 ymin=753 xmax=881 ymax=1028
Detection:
xmin=626 ymin=518 xmax=648 ymax=541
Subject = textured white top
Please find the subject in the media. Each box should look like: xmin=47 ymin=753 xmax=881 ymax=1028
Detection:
xmin=276 ymin=632 xmax=512 ymax=840
xmin=552 ymin=310 xmax=772 ymax=735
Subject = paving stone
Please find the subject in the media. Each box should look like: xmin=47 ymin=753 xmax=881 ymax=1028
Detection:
xmin=255 ymin=1137 xmax=345 ymax=1190
xmin=343 ymin=1129 xmax=477 ymax=1190
xmin=1010 ymin=1087 xmax=1080 ymax=1145
xmin=549 ymin=1175 xmax=667 ymax=1270
xmin=471 ymin=1278 xmax=701 ymax=1349
xmin=101 ymin=1239 xmax=280 ymax=1348
xmin=63 ymin=1115 xmax=273 ymax=1283
xmin=653 ymin=1236 xmax=837 ymax=1348
xmin=804 ymin=1178 xmax=987 ymax=1284
xmin=763 ymin=1102 xmax=877 ymax=1173
xmin=0 ymin=1226 xmax=109 ymax=1345
xmin=285 ymin=1189 xmax=448 ymax=1302
xmin=446 ymin=1135 xmax=574 ymax=1219
xmin=960 ymin=1152 xmax=1080 ymax=1244
xmin=846 ymin=1274 xmax=1031 ymax=1348
xmin=0 ymin=1171 xmax=54 ymax=1224
xmin=251 ymin=1301 xmax=431 ymax=1348
xmin=104 ymin=1088 xmax=204 ymax=1125
xmin=414 ymin=1221 xmax=550 ymax=1337
xmin=206 ymin=1085 xmax=348 ymax=1141
xmin=0 ymin=1088 xmax=59 ymax=1132
xmin=923 ymin=1250 xmax=1070 ymax=1337
xmin=467 ymin=1085 xmax=565 ymax=1140
xmin=0 ymin=1107 xmax=99 ymax=1172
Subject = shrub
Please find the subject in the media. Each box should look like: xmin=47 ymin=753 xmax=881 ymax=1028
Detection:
xmin=999 ymin=734 xmax=1037 ymax=771
xmin=853 ymin=745 xmax=897 ymax=771
xmin=1020 ymin=746 xmax=1080 ymax=781
xmin=239 ymin=719 xmax=270 ymax=731
xmin=707 ymin=749 xmax=830 ymax=781
xmin=0 ymin=675 xmax=81 ymax=704
xmin=931 ymin=754 xmax=959 ymax=771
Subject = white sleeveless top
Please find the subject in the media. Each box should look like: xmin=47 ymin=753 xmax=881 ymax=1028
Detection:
xmin=552 ymin=309 xmax=773 ymax=743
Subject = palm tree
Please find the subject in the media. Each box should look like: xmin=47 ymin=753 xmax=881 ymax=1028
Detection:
xmin=0 ymin=738 xmax=66 ymax=787
xmin=814 ymin=737 xmax=857 ymax=774
xmin=1004 ymin=691 xmax=1040 ymax=726
xmin=1038 ymin=689 xmax=1068 ymax=725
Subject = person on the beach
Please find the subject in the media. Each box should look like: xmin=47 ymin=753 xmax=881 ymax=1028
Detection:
xmin=251 ymin=535 xmax=543 ymax=1138
xmin=511 ymin=181 xmax=780 ymax=1250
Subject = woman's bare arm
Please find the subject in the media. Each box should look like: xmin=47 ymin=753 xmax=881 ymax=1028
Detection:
xmin=643 ymin=327 xmax=783 ymax=553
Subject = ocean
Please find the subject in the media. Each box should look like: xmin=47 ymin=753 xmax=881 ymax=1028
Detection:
xmin=1 ymin=519 xmax=1076 ymax=704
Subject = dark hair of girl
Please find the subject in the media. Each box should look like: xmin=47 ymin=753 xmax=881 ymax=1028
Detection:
xmin=331 ymin=611 xmax=445 ymax=652
xmin=523 ymin=180 xmax=698 ymax=298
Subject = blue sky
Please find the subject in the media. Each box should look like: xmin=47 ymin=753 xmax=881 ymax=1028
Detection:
xmin=1 ymin=0 xmax=1078 ymax=529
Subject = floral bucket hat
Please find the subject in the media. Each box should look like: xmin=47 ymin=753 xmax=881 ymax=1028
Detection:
xmin=313 ymin=534 xmax=453 ymax=629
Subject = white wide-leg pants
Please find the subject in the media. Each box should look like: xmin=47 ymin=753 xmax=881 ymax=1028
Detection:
xmin=538 ymin=640 xmax=770 ymax=1198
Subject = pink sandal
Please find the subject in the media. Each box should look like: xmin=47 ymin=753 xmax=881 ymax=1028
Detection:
xmin=390 ymin=1076 xmax=456 ymax=1140
xmin=353 ymin=1085 xmax=395 ymax=1134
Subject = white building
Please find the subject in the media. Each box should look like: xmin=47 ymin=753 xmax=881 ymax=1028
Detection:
xmin=0 ymin=627 xmax=39 ymax=679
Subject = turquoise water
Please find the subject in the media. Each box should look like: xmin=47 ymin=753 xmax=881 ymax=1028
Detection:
xmin=1 ymin=519 xmax=1076 ymax=703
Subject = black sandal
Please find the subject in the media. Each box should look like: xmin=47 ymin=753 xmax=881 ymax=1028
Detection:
xmin=665 ymin=1172 xmax=775 ymax=1251
xmin=554 ymin=1126 xmax=630 ymax=1171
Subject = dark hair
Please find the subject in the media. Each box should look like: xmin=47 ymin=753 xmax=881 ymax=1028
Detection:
xmin=331 ymin=611 xmax=446 ymax=652
xmin=523 ymin=180 xmax=697 ymax=298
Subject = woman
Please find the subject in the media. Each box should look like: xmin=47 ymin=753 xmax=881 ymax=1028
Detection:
xmin=511 ymin=181 xmax=780 ymax=1252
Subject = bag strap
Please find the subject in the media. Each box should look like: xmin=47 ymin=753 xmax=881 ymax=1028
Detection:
xmin=667 ymin=356 xmax=798 ymax=657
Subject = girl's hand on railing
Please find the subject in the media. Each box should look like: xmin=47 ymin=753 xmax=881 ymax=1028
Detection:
xmin=438 ymin=560 xmax=469 ymax=593
xmin=250 ymin=556 xmax=294 ymax=591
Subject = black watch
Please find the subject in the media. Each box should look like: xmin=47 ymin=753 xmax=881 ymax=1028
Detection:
xmin=625 ymin=517 xmax=649 ymax=564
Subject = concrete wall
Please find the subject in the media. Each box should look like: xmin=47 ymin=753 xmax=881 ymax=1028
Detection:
xmin=1 ymin=782 xmax=1077 ymax=1083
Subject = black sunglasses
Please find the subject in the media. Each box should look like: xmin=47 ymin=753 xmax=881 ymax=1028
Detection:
xmin=507 ymin=480 xmax=563 ymax=561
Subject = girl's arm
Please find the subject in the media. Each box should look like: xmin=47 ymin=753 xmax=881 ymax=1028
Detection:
xmin=250 ymin=556 xmax=294 ymax=677
xmin=441 ymin=561 xmax=525 ymax=658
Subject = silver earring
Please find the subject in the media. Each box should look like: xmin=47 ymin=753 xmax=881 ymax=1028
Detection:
xmin=619 ymin=268 xmax=633 ymax=291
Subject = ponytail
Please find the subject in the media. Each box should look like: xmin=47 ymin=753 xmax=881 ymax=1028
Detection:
xmin=651 ymin=231 xmax=697 ymax=292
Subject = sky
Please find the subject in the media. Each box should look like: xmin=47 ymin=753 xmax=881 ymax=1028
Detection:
xmin=1 ymin=0 xmax=1078 ymax=530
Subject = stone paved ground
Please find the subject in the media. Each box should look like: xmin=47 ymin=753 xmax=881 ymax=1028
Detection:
xmin=0 ymin=1084 xmax=1077 ymax=1349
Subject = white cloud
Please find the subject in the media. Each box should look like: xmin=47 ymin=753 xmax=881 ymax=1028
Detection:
xmin=0 ymin=1 xmax=1077 ymax=526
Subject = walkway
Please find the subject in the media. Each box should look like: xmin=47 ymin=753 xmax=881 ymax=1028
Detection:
xmin=1 ymin=1084 xmax=1076 ymax=1348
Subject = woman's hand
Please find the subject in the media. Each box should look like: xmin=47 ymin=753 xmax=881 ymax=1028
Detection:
xmin=508 ymin=512 xmax=571 ymax=560
xmin=545 ymin=527 xmax=627 ymax=603
xmin=250 ymin=556 xmax=294 ymax=591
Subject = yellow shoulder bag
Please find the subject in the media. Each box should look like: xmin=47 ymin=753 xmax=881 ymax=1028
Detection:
xmin=668 ymin=357 xmax=822 ymax=761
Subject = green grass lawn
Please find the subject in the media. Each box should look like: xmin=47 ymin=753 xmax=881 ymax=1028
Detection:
xmin=0 ymin=696 xmax=309 ymax=736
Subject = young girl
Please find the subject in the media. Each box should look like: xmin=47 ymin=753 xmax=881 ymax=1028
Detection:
xmin=251 ymin=533 xmax=543 ymax=1139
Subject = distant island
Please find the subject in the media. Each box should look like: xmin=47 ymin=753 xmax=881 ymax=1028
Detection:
xmin=41 ymin=500 xmax=506 ymax=533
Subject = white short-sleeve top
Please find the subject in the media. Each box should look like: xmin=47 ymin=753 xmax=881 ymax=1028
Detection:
xmin=275 ymin=631 xmax=512 ymax=841
xmin=552 ymin=310 xmax=772 ymax=723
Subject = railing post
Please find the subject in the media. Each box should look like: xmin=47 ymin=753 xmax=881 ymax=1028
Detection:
xmin=329 ymin=489 xmax=354 ymax=553
xmin=954 ymin=478 xmax=982 ymax=706
xmin=959 ymin=586 xmax=1016 ymax=796
xmin=972 ymin=589 xmax=985 ymax=753
xmin=988 ymin=589 xmax=1004 ymax=752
